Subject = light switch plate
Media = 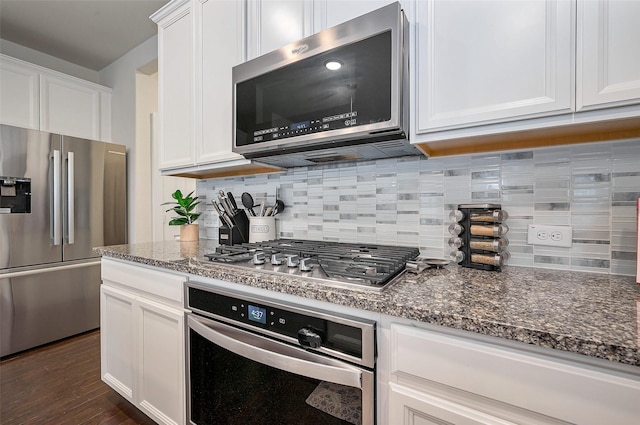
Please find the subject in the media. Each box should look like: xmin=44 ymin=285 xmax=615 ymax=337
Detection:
xmin=527 ymin=225 xmax=572 ymax=248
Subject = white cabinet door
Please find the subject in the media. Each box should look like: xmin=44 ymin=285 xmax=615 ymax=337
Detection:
xmin=415 ymin=0 xmax=573 ymax=133
xmin=154 ymin=0 xmax=282 ymax=177
xmin=40 ymin=73 xmax=103 ymax=140
xmin=246 ymin=0 xmax=312 ymax=60
xmin=197 ymin=0 xmax=246 ymax=164
xmin=137 ymin=296 xmax=185 ymax=425
xmin=577 ymin=0 xmax=640 ymax=110
xmin=156 ymin=0 xmax=195 ymax=170
xmin=0 ymin=57 xmax=39 ymax=129
xmin=388 ymin=323 xmax=640 ymax=425
xmin=389 ymin=383 xmax=517 ymax=425
xmin=313 ymin=0 xmax=393 ymax=31
xmin=100 ymin=285 xmax=136 ymax=402
xmin=0 ymin=55 xmax=110 ymax=141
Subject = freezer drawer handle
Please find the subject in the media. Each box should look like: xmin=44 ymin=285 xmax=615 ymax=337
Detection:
xmin=51 ymin=149 xmax=61 ymax=245
xmin=66 ymin=151 xmax=74 ymax=245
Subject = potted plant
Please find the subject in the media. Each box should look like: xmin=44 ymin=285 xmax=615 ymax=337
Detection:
xmin=162 ymin=190 xmax=201 ymax=242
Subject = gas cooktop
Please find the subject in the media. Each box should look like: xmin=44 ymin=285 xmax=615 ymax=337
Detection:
xmin=204 ymin=239 xmax=420 ymax=291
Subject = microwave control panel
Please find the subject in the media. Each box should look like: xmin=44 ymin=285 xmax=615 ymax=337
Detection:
xmin=252 ymin=112 xmax=358 ymax=143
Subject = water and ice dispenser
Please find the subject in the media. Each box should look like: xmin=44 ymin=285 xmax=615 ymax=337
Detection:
xmin=0 ymin=177 xmax=31 ymax=214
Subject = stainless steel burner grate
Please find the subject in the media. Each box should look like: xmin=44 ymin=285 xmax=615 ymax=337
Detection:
xmin=204 ymin=239 xmax=420 ymax=290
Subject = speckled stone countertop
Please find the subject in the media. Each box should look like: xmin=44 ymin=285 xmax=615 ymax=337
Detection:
xmin=95 ymin=241 xmax=640 ymax=367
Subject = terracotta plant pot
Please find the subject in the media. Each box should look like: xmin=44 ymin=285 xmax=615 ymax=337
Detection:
xmin=180 ymin=223 xmax=199 ymax=242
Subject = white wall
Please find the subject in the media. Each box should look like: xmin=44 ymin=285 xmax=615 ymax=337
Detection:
xmin=99 ymin=36 xmax=159 ymax=244
xmin=149 ymin=110 xmax=196 ymax=242
xmin=134 ymin=72 xmax=157 ymax=243
xmin=0 ymin=38 xmax=99 ymax=83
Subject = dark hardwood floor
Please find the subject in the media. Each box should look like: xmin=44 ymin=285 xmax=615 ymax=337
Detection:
xmin=1 ymin=330 xmax=156 ymax=425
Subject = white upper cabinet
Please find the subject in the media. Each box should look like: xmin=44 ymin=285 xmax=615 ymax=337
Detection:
xmin=313 ymin=0 xmax=394 ymax=31
xmin=246 ymin=0 xmax=312 ymax=60
xmin=577 ymin=0 xmax=640 ymax=110
xmin=0 ymin=57 xmax=39 ymax=129
xmin=153 ymin=0 xmax=282 ymax=177
xmin=40 ymin=73 xmax=105 ymax=141
xmin=198 ymin=0 xmax=246 ymax=164
xmin=154 ymin=0 xmax=195 ymax=170
xmin=415 ymin=0 xmax=574 ymax=133
xmin=0 ymin=54 xmax=111 ymax=141
xmin=245 ymin=0 xmax=395 ymax=60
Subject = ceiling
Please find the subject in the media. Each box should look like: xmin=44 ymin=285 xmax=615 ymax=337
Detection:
xmin=0 ymin=0 xmax=169 ymax=71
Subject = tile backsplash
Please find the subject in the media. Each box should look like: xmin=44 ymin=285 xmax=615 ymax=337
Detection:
xmin=197 ymin=139 xmax=640 ymax=276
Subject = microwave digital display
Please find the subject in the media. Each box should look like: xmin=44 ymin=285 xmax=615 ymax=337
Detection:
xmin=235 ymin=31 xmax=392 ymax=148
xmin=290 ymin=121 xmax=310 ymax=131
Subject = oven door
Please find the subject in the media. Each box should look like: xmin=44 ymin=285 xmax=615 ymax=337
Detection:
xmin=187 ymin=314 xmax=375 ymax=425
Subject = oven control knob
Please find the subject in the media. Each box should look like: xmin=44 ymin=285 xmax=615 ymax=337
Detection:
xmin=298 ymin=327 xmax=322 ymax=349
xmin=253 ymin=251 xmax=266 ymax=265
xmin=299 ymin=257 xmax=314 ymax=272
xmin=271 ymin=253 xmax=284 ymax=265
xmin=286 ymin=255 xmax=300 ymax=268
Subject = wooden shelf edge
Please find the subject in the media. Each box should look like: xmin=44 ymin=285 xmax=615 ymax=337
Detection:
xmin=168 ymin=162 xmax=284 ymax=179
xmin=415 ymin=116 xmax=640 ymax=157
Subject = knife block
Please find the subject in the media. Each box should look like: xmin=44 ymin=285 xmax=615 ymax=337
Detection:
xmin=218 ymin=225 xmax=245 ymax=246
xmin=218 ymin=210 xmax=250 ymax=246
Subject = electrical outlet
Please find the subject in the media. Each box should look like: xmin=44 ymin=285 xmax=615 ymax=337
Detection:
xmin=527 ymin=225 xmax=572 ymax=248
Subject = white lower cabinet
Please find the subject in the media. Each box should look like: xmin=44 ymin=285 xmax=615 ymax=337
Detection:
xmin=386 ymin=322 xmax=640 ymax=425
xmin=101 ymin=285 xmax=136 ymax=401
xmin=389 ymin=383 xmax=517 ymax=425
xmin=100 ymin=259 xmax=187 ymax=425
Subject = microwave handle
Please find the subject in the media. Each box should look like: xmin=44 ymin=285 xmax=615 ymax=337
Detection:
xmin=188 ymin=314 xmax=363 ymax=389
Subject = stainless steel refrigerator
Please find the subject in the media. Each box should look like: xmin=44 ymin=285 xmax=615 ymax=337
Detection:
xmin=0 ymin=124 xmax=127 ymax=357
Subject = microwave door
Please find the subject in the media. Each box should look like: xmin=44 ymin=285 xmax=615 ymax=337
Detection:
xmin=0 ymin=125 xmax=62 ymax=270
xmin=235 ymin=30 xmax=393 ymax=154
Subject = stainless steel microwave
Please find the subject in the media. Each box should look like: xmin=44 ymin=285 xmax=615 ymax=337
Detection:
xmin=232 ymin=2 xmax=418 ymax=167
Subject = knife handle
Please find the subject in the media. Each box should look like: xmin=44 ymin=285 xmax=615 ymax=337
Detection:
xmin=227 ymin=192 xmax=238 ymax=211
xmin=212 ymin=200 xmax=234 ymax=227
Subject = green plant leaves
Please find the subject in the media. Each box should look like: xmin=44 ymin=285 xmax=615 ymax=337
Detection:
xmin=162 ymin=189 xmax=201 ymax=225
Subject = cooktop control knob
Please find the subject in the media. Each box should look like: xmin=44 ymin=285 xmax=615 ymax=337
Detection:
xmin=270 ymin=253 xmax=284 ymax=265
xmin=286 ymin=255 xmax=299 ymax=268
xmin=252 ymin=251 xmax=266 ymax=265
xmin=299 ymin=257 xmax=314 ymax=272
xmin=298 ymin=327 xmax=323 ymax=349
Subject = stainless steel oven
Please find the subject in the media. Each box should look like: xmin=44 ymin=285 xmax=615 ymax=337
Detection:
xmin=185 ymin=281 xmax=376 ymax=425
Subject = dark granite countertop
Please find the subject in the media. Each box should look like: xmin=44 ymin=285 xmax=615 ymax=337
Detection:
xmin=95 ymin=241 xmax=640 ymax=367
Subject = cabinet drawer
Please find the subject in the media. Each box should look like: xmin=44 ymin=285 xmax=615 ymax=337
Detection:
xmin=101 ymin=258 xmax=185 ymax=304
xmin=391 ymin=323 xmax=640 ymax=425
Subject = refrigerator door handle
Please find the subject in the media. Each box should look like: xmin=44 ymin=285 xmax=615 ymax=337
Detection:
xmin=51 ymin=149 xmax=61 ymax=245
xmin=67 ymin=151 xmax=75 ymax=245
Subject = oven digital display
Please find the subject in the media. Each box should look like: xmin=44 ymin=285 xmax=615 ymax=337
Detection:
xmin=248 ymin=304 xmax=267 ymax=324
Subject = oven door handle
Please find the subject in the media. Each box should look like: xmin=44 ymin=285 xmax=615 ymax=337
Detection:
xmin=188 ymin=314 xmax=363 ymax=389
